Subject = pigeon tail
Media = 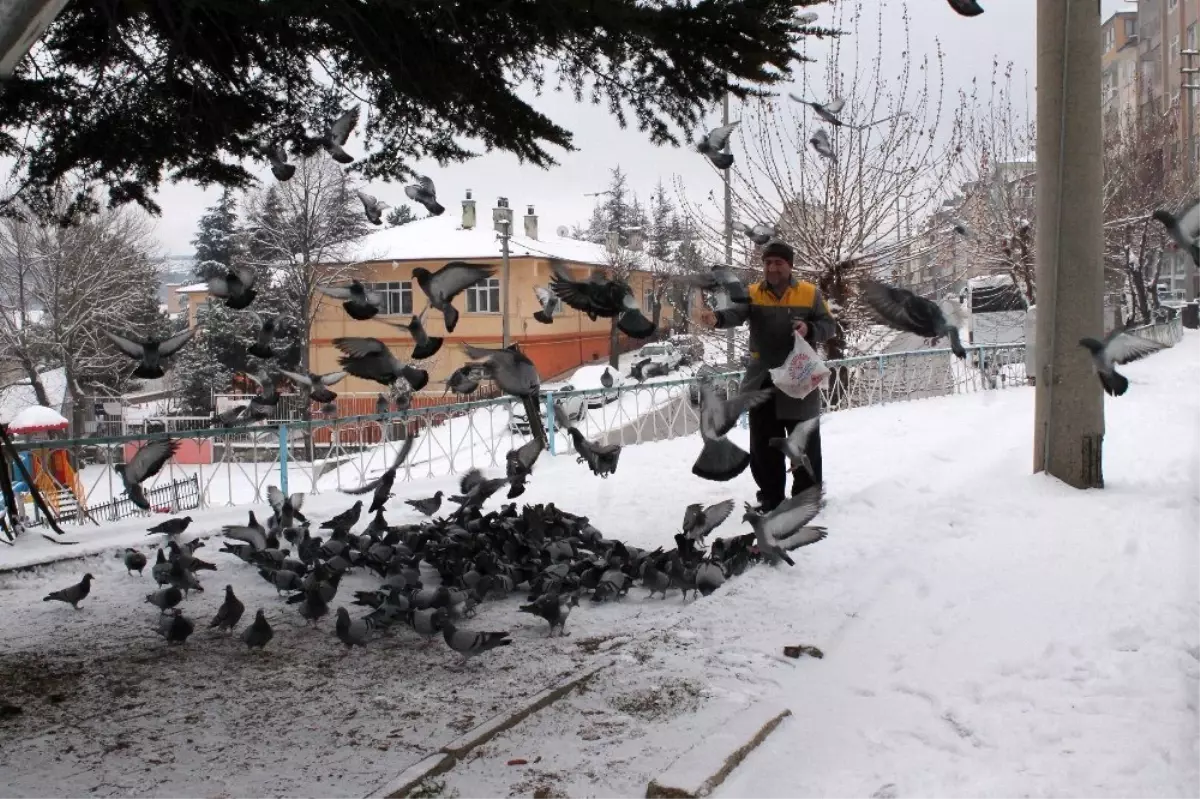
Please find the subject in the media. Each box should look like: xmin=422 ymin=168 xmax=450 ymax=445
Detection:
xmin=709 ymin=152 xmax=734 ymax=170
xmin=344 ymin=302 xmax=378 ymax=322
xmin=1099 ymin=369 xmax=1129 ymax=397
xmin=132 ymin=364 xmax=165 ymax=380
xmin=427 ymin=201 xmax=446 ymax=216
xmin=225 ymin=291 xmax=257 ymax=310
xmin=442 ymin=305 xmax=460 ymax=334
xmin=532 ymin=310 xmax=554 ymax=325
xmin=411 ymin=337 xmax=443 ymax=360
xmin=946 ymin=327 xmax=966 ymax=359
xmin=402 ymin=367 xmax=430 ymax=392
xmin=128 ymin=485 xmax=150 ymax=511
xmin=692 ymin=437 xmax=752 ymax=482
xmin=273 ymin=164 xmax=296 ymax=182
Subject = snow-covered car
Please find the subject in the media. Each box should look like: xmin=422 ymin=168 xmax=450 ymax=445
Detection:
xmin=507 ymin=382 xmax=587 ymax=434
xmin=633 ymin=342 xmax=684 ymax=373
xmin=566 ymin=364 xmax=626 ymax=408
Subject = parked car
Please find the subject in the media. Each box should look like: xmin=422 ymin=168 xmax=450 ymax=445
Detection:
xmin=566 ymin=364 xmax=626 ymax=408
xmin=507 ymin=382 xmax=587 ymax=435
xmin=633 ymin=342 xmax=684 ymax=373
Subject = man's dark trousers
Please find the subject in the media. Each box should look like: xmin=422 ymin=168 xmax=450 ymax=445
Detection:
xmin=748 ymin=382 xmax=823 ymax=512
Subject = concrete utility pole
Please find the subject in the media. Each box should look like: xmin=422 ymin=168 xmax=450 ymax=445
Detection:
xmin=1033 ymin=0 xmax=1106 ymax=489
xmin=0 ymin=0 xmax=68 ymax=77
xmin=1181 ymin=47 xmax=1198 ymax=302
xmin=494 ymin=197 xmax=514 ymax=348
xmin=722 ymin=87 xmax=736 ymax=366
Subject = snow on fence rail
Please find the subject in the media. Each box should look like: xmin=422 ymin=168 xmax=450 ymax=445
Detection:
xmin=10 ymin=343 xmax=1043 ymax=524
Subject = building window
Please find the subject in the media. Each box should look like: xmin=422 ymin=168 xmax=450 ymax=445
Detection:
xmin=1125 ymin=18 xmax=1136 ymax=38
xmin=466 ymin=278 xmax=501 ymax=313
xmin=643 ymin=286 xmax=656 ymax=311
xmin=1188 ymin=23 xmax=1197 ymax=51
xmin=1104 ymin=25 xmax=1115 ymax=52
xmin=367 ymin=281 xmax=412 ymax=315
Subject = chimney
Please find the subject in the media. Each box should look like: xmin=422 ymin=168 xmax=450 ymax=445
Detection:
xmin=627 ymin=230 xmax=645 ymax=251
xmin=492 ymin=196 xmax=513 ymax=234
xmin=523 ymin=205 xmax=538 ymax=240
xmin=461 ymin=189 xmax=476 ymax=230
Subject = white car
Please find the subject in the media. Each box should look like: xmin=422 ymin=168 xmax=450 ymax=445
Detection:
xmin=633 ymin=342 xmax=684 ymax=373
xmin=566 ymin=364 xmax=626 ymax=408
xmin=507 ymin=382 xmax=587 ymax=435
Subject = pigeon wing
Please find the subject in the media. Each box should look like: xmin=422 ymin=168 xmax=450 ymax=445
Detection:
xmin=267 ymin=485 xmax=285 ymax=513
xmin=278 ymin=369 xmax=315 ymax=388
xmin=824 ymin=97 xmax=847 ymax=114
xmin=356 ymin=190 xmax=379 ymax=211
xmin=389 ymin=436 xmax=416 ymax=470
xmin=126 ymin=438 xmax=180 ymax=485
xmin=232 ymin=265 xmax=258 ymax=290
xmin=697 ymin=499 xmax=735 ymax=537
xmin=681 ymin=503 xmax=704 ymax=534
xmin=1102 ymin=331 xmax=1169 ymax=365
xmin=548 ymin=263 xmax=599 ymax=312
xmin=334 ymin=337 xmax=388 ymax=358
xmin=317 ymin=283 xmax=354 ymax=301
xmin=862 ymin=280 xmax=927 ymax=332
xmin=716 ymin=388 xmax=773 ymax=436
xmin=156 ymin=327 xmax=197 ymax=358
xmin=329 ymin=106 xmax=360 ymax=146
xmin=417 ymin=175 xmax=436 ymax=195
xmin=404 ymin=184 xmax=420 ymax=202
xmin=760 ymin=485 xmax=824 ymax=545
xmin=1177 ymin=197 xmax=1200 ymax=239
xmin=786 ymin=417 xmax=820 ymax=452
xmin=775 ymin=525 xmax=828 ymax=551
xmin=514 ymin=436 xmax=544 ymax=470
xmin=706 ymin=121 xmax=739 ymax=150
xmin=429 ymin=262 xmax=495 ymax=301
xmin=104 ymin=330 xmax=146 ymax=359
xmin=318 ymin=371 xmax=347 ymax=387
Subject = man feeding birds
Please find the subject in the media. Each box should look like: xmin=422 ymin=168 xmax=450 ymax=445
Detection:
xmin=696 ymin=240 xmax=836 ymax=512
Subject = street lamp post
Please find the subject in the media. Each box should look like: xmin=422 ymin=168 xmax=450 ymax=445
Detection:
xmin=493 ymin=197 xmax=514 ymax=348
xmin=722 ymin=87 xmax=735 ymax=366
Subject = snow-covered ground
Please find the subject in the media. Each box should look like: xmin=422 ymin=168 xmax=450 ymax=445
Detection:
xmin=1 ymin=333 xmax=1196 ymax=798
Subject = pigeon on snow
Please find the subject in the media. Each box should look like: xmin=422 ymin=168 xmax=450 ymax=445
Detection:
xmin=405 ymin=176 xmax=445 ymax=216
xmin=947 ymin=0 xmax=984 ymax=17
xmin=117 ymin=438 xmax=181 ymax=510
xmin=317 ymin=279 xmax=383 ymax=321
xmin=769 ymin=417 xmax=819 ymax=480
xmin=442 ymin=621 xmax=511 ymax=664
xmin=207 ymin=264 xmax=258 ymax=309
xmin=242 ymin=609 xmax=274 ymax=650
xmin=357 ymin=190 xmax=388 ymax=225
xmin=693 ymin=382 xmax=772 ymax=482
xmin=334 ymin=337 xmax=430 ymax=391
xmin=278 ymin=369 xmax=346 ymax=405
xmin=861 ymin=279 xmax=966 ymax=359
xmin=335 ymin=607 xmax=370 ymax=649
xmin=697 ymin=121 xmax=739 ymax=170
xmin=406 ymin=491 xmax=443 ymax=516
xmin=209 ymin=585 xmax=246 ymax=632
xmin=554 ymin=403 xmax=621 ymax=478
xmin=1078 ymin=328 xmax=1169 ymax=397
xmin=105 ymin=328 xmax=196 ymax=380
xmin=157 ymin=612 xmax=195 ymax=644
xmin=44 ymin=573 xmax=93 ymax=609
xmin=411 ymin=261 xmax=495 ymax=334
xmin=145 ymin=585 xmax=183 ymax=614
xmin=123 ymin=548 xmax=147 ymax=575
xmin=742 ymin=484 xmax=828 ymax=567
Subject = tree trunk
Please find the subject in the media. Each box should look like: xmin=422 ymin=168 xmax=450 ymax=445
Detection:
xmin=15 ymin=349 xmax=51 ymax=408
xmin=818 ymin=265 xmax=852 ymax=407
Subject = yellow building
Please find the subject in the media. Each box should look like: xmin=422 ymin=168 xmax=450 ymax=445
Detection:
xmin=310 ymin=193 xmax=672 ymax=396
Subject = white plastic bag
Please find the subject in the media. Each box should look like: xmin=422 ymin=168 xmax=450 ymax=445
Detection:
xmin=769 ymin=333 xmax=831 ymax=399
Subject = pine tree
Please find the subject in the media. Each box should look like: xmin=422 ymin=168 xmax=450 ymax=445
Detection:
xmin=386 ymin=205 xmax=417 ymax=227
xmin=648 ymin=181 xmax=676 ymax=261
xmin=191 ymin=189 xmax=242 ymax=280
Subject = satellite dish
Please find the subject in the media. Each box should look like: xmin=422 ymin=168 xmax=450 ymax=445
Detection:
xmin=555 ymin=225 xmax=571 ymax=238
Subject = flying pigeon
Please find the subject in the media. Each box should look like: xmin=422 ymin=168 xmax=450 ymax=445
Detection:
xmin=505 ymin=436 xmax=545 ymax=499
xmin=145 ymin=585 xmax=183 ymax=614
xmin=554 ymin=403 xmax=621 ymax=478
xmin=207 ymin=265 xmax=258 ymax=309
xmin=404 ymin=176 xmax=445 ymax=216
xmin=105 ymin=328 xmax=197 ymax=380
xmin=266 ymin=142 xmax=295 ymax=181
xmin=213 ymin=404 xmax=247 ymax=428
xmin=117 ymin=438 xmax=181 ymax=510
xmin=697 ymin=121 xmax=739 ymax=170
xmin=693 ymin=381 xmax=772 ymax=482
xmin=947 ymin=0 xmax=984 ymax=16
xmin=247 ymin=369 xmax=280 ymax=420
xmin=357 ymin=190 xmax=388 ymax=225
xmin=209 ymin=585 xmax=245 ymax=632
xmin=548 ymin=262 xmax=656 ymax=339
xmin=43 ymin=573 xmax=93 ymax=609
xmin=1078 ymin=329 xmax=1169 ymax=397
xmin=682 ymin=499 xmax=735 ymax=543
xmin=223 ymin=510 xmax=267 ymax=551
xmin=769 ymin=418 xmax=819 ymax=480
xmin=742 ymin=484 xmax=828 ymax=566
xmin=411 ymin=261 xmax=495 ymax=333
xmin=389 ymin=309 xmax=443 ymax=360
xmin=442 ymin=621 xmax=511 ymax=664
xmin=447 ymin=468 xmax=509 ymax=512
xmin=789 ymin=95 xmax=848 ymax=127
xmin=809 ymin=128 xmax=836 ymax=161
xmin=267 ymin=485 xmax=307 ymax=529
xmin=123 ymin=548 xmax=147 ymax=575
xmin=444 ymin=364 xmax=483 ymax=396
xmin=279 ymin=369 xmax=346 ymax=405
xmin=157 ymin=612 xmax=195 ymax=644
xmin=1152 ymin=198 xmax=1199 ymax=267
xmin=462 ymin=343 xmax=541 ymax=398
xmin=951 ymin=219 xmax=971 ymax=237
xmin=335 ymin=607 xmax=370 ymax=649
xmin=733 ymin=221 xmax=776 ymax=246
xmin=147 ymin=515 xmax=191 ymax=539
xmin=861 ymin=279 xmax=966 ymax=358
xmin=342 ymin=436 xmax=416 ymax=512
xmin=314 ymin=105 xmax=359 ymax=164
xmin=242 ymin=609 xmax=274 ymax=650
xmin=245 ymin=311 xmax=280 ymax=360
xmin=317 ymin=279 xmax=383 ymax=321
xmin=406 ymin=491 xmax=443 ymax=516
xmin=679 ymin=265 xmax=750 ymax=305
xmin=334 ymin=337 xmax=430 ymax=391
xmin=533 ymin=285 xmax=562 ymax=324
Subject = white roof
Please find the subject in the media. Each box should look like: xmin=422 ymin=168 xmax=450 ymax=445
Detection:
xmin=348 ymin=210 xmax=618 ymax=267
xmin=0 ymin=368 xmax=68 ymax=424
xmin=176 ymin=283 xmax=209 ymax=293
xmin=7 ymin=404 xmax=69 ymax=432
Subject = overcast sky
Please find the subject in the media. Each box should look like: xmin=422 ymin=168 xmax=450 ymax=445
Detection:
xmin=143 ymin=0 xmax=1129 ymax=257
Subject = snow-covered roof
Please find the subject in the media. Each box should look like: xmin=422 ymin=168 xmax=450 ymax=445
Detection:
xmin=7 ymin=404 xmax=69 ymax=433
xmin=347 ymin=210 xmax=617 ymax=267
xmin=0 ymin=368 xmax=68 ymax=424
xmin=175 ymin=283 xmax=209 ymax=294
